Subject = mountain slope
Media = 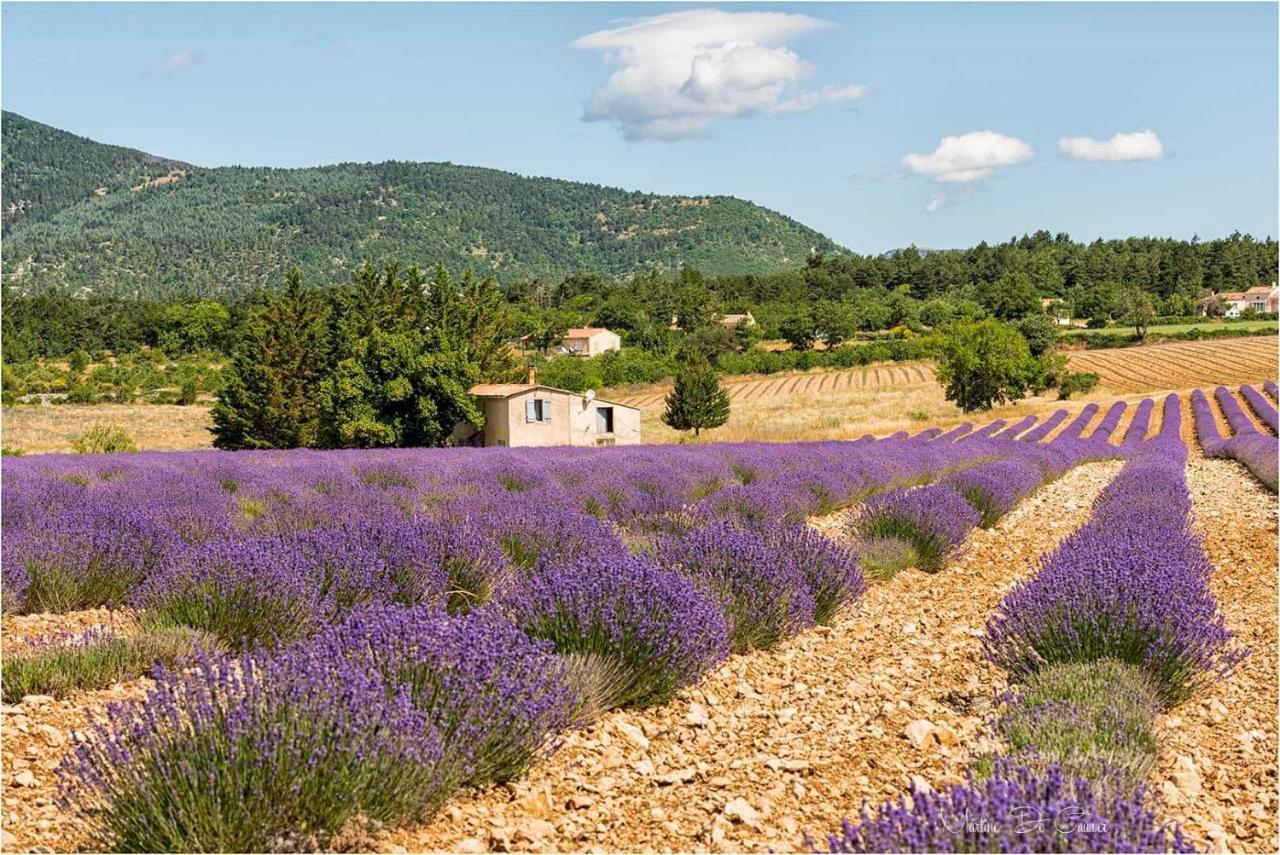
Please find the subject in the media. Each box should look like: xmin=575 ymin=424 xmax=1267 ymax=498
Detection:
xmin=2 ymin=113 xmax=843 ymax=298
xmin=2 ymin=111 xmax=191 ymax=231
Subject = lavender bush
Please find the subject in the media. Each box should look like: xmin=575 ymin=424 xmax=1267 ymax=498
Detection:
xmin=502 ymin=555 xmax=730 ymax=708
xmin=1240 ymin=384 xmax=1279 ymax=434
xmin=312 ymin=605 xmax=576 ymax=786
xmin=943 ymin=460 xmax=1047 ymax=528
xmin=996 ymin=659 xmax=1161 ymax=794
xmin=985 ymin=419 xmax=1246 ymax=707
xmin=653 ymin=521 xmax=818 ymax=652
xmin=812 ymin=759 xmax=1194 ymax=853
xmin=59 ymin=645 xmax=451 ymax=852
xmin=849 ymin=484 xmax=980 ymax=572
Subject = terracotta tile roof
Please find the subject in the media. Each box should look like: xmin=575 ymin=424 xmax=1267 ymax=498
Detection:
xmin=563 ymin=327 xmax=610 ymax=338
xmin=469 ymin=383 xmax=537 ymax=397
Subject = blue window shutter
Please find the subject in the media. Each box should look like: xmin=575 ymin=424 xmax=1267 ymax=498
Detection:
xmin=543 ymin=400 xmax=552 ymax=422
xmin=526 ymin=400 xmax=536 ymax=422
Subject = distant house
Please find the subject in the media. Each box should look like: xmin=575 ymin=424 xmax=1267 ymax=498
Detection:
xmin=559 ymin=327 xmax=621 ymax=356
xmin=462 ymin=369 xmax=640 ymax=448
xmin=1039 ymin=298 xmax=1072 ymax=327
xmin=719 ymin=312 xmax=756 ymax=328
xmin=1212 ymin=284 xmax=1278 ymax=318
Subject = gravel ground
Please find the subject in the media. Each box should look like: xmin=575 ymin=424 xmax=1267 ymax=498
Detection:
xmin=1151 ymin=456 xmax=1278 ymax=853
xmin=386 ymin=461 xmax=1125 ymax=854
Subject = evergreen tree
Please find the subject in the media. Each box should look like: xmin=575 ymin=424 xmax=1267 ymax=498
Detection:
xmin=209 ymin=269 xmax=330 ymax=450
xmin=662 ymin=356 xmax=731 ymax=437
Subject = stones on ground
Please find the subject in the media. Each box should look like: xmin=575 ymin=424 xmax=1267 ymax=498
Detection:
xmin=615 ymin=721 xmax=649 ymax=750
xmin=903 ymin=718 xmax=935 ymax=749
xmin=13 ymin=770 xmax=37 ymax=788
xmin=722 ymin=797 xmax=761 ymax=828
xmin=685 ymin=702 xmax=710 ymax=727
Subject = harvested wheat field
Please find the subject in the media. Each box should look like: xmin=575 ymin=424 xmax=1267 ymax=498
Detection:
xmin=1067 ymin=336 xmax=1278 ymax=393
xmin=615 ymin=361 xmax=938 ymax=410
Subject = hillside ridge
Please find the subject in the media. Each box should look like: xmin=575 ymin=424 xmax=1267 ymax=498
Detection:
xmin=1 ymin=112 xmax=844 ymax=298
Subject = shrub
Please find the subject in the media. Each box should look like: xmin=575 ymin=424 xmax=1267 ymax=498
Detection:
xmin=503 ymin=555 xmax=730 ymax=709
xmin=984 ymin=446 xmax=1246 ymax=707
xmin=653 ymin=521 xmax=817 ymax=653
xmin=69 ymin=423 xmax=137 ymax=454
xmin=855 ymin=536 xmax=918 ymax=581
xmin=996 ymin=659 xmax=1161 ymax=794
xmin=136 ymin=535 xmax=326 ymax=649
xmin=58 ymin=645 xmax=450 ymax=852
xmin=320 ymin=606 xmax=576 ymax=786
xmin=942 ymin=460 xmax=1046 ymax=528
xmin=765 ymin=524 xmax=865 ymax=625
xmin=848 ymin=485 xmax=979 ymax=572
xmin=1 ymin=626 xmax=219 ymax=703
xmin=1057 ymin=370 xmax=1099 ymax=400
xmin=5 ymin=511 xmax=173 ymax=614
xmin=812 ymin=760 xmax=1193 ymax=853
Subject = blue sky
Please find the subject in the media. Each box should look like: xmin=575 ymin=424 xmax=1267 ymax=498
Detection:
xmin=3 ymin=2 xmax=1276 ymax=253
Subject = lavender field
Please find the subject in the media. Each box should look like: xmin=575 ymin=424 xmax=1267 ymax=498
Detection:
xmin=1 ymin=394 xmax=1275 ymax=853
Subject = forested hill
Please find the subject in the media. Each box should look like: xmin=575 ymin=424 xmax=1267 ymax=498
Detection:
xmin=2 ymin=111 xmax=192 ymax=231
xmin=1 ymin=113 xmax=843 ymax=299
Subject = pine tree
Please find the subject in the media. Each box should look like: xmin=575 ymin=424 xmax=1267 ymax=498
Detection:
xmin=209 ymin=269 xmax=330 ymax=449
xmin=662 ymin=356 xmax=731 ymax=437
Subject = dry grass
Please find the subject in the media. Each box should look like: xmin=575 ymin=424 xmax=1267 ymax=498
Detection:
xmin=2 ymin=405 xmax=213 ymax=454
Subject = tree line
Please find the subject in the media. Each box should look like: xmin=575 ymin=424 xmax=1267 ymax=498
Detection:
xmin=209 ymin=262 xmax=515 ymax=450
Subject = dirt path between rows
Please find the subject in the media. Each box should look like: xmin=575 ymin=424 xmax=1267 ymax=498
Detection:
xmin=387 ymin=460 xmax=1125 ymax=854
xmin=1152 ymin=457 xmax=1278 ymax=853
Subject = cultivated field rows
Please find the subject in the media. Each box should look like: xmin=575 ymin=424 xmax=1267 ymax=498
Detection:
xmin=2 ymin=389 xmax=1275 ymax=851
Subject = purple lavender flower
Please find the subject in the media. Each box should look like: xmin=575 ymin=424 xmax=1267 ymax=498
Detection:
xmin=984 ymin=436 xmax=1247 ymax=707
xmin=653 ymin=521 xmax=818 ymax=652
xmin=1240 ymin=384 xmax=1279 ymax=434
xmin=849 ymin=484 xmax=980 ymax=572
xmin=501 ymin=554 xmax=730 ymax=709
xmin=311 ymin=605 xmax=576 ymax=785
xmin=812 ymin=759 xmax=1194 ymax=853
xmin=943 ymin=460 xmax=1046 ymax=528
xmin=58 ymin=644 xmax=451 ymax=852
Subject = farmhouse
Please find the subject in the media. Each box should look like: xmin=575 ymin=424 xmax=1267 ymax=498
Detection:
xmin=559 ymin=327 xmax=621 ymax=356
xmin=719 ymin=312 xmax=756 ymax=328
xmin=1211 ymin=283 xmax=1278 ymax=317
xmin=463 ymin=370 xmax=640 ymax=447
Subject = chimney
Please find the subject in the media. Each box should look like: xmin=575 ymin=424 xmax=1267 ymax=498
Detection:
xmin=527 ymin=366 xmax=537 ymax=385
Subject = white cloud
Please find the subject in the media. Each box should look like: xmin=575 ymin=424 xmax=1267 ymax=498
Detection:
xmin=901 ymin=130 xmax=1034 ymax=183
xmin=1057 ymin=129 xmax=1164 ymax=162
xmin=572 ymin=9 xmax=867 ymax=141
xmin=154 ymin=51 xmax=200 ymax=72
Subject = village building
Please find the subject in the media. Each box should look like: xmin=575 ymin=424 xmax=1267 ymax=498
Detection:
xmin=462 ymin=369 xmax=640 ymax=448
xmin=559 ymin=327 xmax=621 ymax=356
xmin=1038 ymin=297 xmax=1072 ymax=327
xmin=1212 ymin=284 xmax=1279 ymax=317
xmin=719 ymin=312 xmax=756 ymax=328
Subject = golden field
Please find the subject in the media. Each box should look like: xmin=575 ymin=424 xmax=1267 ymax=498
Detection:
xmin=2 ymin=336 xmax=1275 ymax=453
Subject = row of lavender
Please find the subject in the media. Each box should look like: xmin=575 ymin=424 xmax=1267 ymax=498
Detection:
xmin=1190 ymin=384 xmax=1279 ymax=492
xmin=2 ymin=425 xmax=1121 ymax=849
xmin=819 ymin=395 xmax=1246 ymax=852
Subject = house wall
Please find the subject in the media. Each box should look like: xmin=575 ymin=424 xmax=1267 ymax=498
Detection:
xmin=567 ymin=397 xmax=642 ymax=446
xmin=586 ymin=331 xmax=621 ymax=356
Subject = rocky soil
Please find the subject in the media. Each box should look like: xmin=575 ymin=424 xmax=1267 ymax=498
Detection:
xmin=1152 ymin=457 xmax=1278 ymax=853
xmin=386 ymin=461 xmax=1125 ymax=853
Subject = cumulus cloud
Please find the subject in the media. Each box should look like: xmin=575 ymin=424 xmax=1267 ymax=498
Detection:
xmin=154 ymin=51 xmax=200 ymax=72
xmin=572 ymin=8 xmax=867 ymax=141
xmin=901 ymin=130 xmax=1034 ymax=183
xmin=1057 ymin=129 xmax=1164 ymax=162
